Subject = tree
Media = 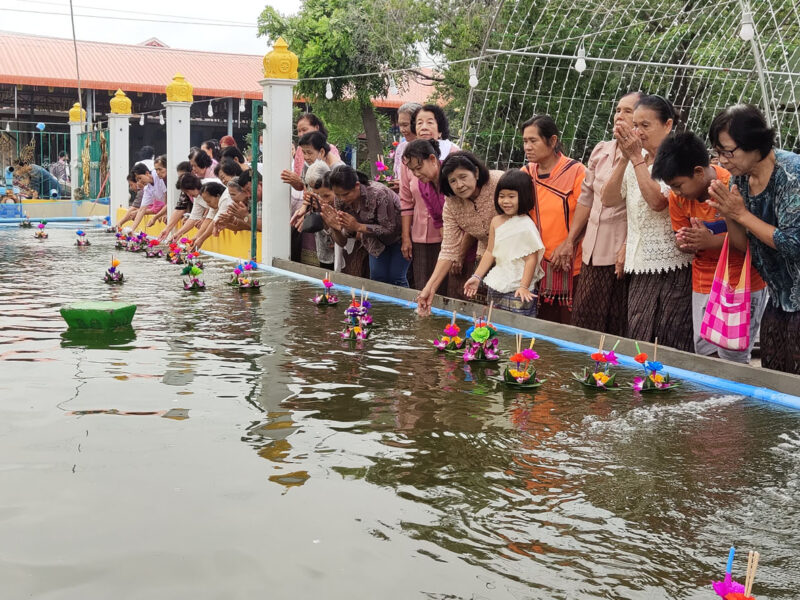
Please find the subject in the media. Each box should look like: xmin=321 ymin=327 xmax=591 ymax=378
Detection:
xmin=258 ymin=0 xmax=427 ymax=174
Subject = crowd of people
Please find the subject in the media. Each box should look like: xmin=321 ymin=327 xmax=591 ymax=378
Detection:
xmin=287 ymin=99 xmax=800 ymax=375
xmin=113 ymin=98 xmax=799 ymax=375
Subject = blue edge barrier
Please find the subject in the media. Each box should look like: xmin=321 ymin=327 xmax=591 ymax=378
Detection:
xmin=200 ymin=250 xmax=800 ymax=412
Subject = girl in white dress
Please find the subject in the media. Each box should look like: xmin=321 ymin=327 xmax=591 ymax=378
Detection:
xmin=464 ymin=169 xmax=545 ymax=316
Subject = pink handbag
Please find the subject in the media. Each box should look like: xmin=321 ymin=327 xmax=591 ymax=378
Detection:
xmin=700 ymin=235 xmax=751 ymax=351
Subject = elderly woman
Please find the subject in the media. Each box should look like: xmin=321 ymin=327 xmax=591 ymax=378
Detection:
xmin=321 ymin=165 xmax=408 ymax=286
xmin=400 ymin=104 xmax=459 ymax=289
xmin=520 ymin=114 xmax=586 ymax=324
xmin=602 ymin=95 xmax=693 ymax=351
xmin=415 ymin=151 xmax=503 ymax=314
xmin=708 ymin=104 xmax=800 ymax=374
xmin=392 ymin=102 xmax=422 ymax=183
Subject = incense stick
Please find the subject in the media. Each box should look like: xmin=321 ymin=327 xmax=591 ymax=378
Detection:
xmin=612 ymin=339 xmax=620 ymax=351
xmin=654 ymin=338 xmax=659 ymax=362
xmin=486 ymin=301 xmax=494 ymax=324
xmin=745 ymin=551 xmax=759 ymax=596
xmin=451 ymin=310 xmax=456 ymax=325
xmin=598 ymin=334 xmax=605 ymax=353
xmin=529 ymin=337 xmax=535 ymax=349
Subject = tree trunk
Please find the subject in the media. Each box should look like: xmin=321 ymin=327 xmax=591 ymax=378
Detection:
xmin=359 ymin=98 xmax=382 ymax=177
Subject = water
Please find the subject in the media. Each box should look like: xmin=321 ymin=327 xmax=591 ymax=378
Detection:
xmin=1 ymin=228 xmax=799 ymax=599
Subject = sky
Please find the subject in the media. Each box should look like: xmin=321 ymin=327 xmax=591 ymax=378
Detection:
xmin=0 ymin=0 xmax=301 ymax=55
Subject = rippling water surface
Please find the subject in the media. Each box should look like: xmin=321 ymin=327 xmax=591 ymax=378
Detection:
xmin=1 ymin=228 xmax=799 ymax=599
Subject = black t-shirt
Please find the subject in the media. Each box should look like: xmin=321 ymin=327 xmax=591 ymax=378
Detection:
xmin=176 ymin=191 xmax=193 ymax=211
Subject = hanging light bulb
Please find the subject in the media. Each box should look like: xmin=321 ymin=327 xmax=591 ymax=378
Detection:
xmin=468 ymin=64 xmax=479 ymax=88
xmin=159 ymin=111 xmax=165 ymax=126
xmin=388 ymin=75 xmax=398 ymax=96
xmin=574 ymin=42 xmax=587 ymax=74
xmin=239 ymin=97 xmax=246 ymax=113
xmin=325 ymin=79 xmax=333 ymax=100
xmin=740 ymin=9 xmax=755 ymax=41
xmin=207 ymin=102 xmax=214 ymax=117
xmin=5 ymin=122 xmax=10 ymax=132
xmin=139 ymin=114 xmax=145 ymax=126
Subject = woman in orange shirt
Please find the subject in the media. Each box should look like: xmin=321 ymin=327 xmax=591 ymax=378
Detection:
xmin=520 ymin=115 xmax=585 ymax=324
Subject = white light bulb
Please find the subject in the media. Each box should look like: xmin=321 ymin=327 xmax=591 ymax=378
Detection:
xmin=325 ymin=80 xmax=333 ymax=100
xmin=5 ymin=122 xmax=9 ymax=132
xmin=159 ymin=112 xmax=165 ymax=126
xmin=139 ymin=114 xmax=144 ymax=126
xmin=388 ymin=76 xmax=398 ymax=97
xmin=207 ymin=102 xmax=213 ymax=117
xmin=740 ymin=11 xmax=755 ymax=41
xmin=574 ymin=44 xmax=587 ymax=74
xmin=468 ymin=64 xmax=479 ymax=88
xmin=239 ymin=98 xmax=245 ymax=113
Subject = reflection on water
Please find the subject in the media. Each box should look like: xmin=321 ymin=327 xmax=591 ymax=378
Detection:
xmin=1 ymin=229 xmax=799 ymax=599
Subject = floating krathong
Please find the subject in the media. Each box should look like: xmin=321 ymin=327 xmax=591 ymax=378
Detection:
xmin=494 ymin=334 xmax=543 ymax=388
xmin=341 ymin=288 xmax=372 ymax=339
xmin=313 ymin=272 xmax=339 ymax=305
xmin=712 ymin=547 xmax=746 ymax=598
xmin=145 ymin=238 xmax=163 ymax=258
xmin=34 ymin=221 xmax=48 ymax=239
xmin=166 ymin=241 xmax=186 ymax=264
xmin=126 ymin=231 xmax=148 ymax=253
xmin=19 ymin=216 xmax=32 ymax=228
xmin=75 ymin=229 xmax=91 ymax=246
xmin=227 ymin=260 xmax=261 ymax=291
xmin=573 ymin=335 xmax=621 ymax=389
xmin=712 ymin=547 xmax=759 ymax=600
xmin=104 ymin=257 xmax=124 ymax=283
xmin=114 ymin=231 xmax=128 ymax=249
xmin=183 ymin=266 xmax=205 ymax=290
xmin=462 ymin=303 xmax=501 ymax=363
xmin=631 ymin=339 xmax=680 ymax=392
xmin=433 ymin=311 xmax=464 ymax=352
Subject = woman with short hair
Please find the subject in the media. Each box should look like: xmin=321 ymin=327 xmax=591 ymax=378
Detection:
xmin=400 ymin=104 xmax=459 ymax=289
xmin=708 ymin=104 xmax=800 ymax=373
xmin=415 ymin=151 xmax=503 ymax=314
xmin=321 ymin=165 xmax=408 ymax=286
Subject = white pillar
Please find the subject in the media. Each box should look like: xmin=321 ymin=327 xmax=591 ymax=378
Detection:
xmin=107 ymin=114 xmax=130 ymax=217
xmin=164 ymin=73 xmax=195 ymax=218
xmin=107 ymin=90 xmax=133 ymax=220
xmin=164 ymin=101 xmax=192 ymax=217
xmin=259 ymin=77 xmax=296 ymax=264
xmin=68 ymin=102 xmax=86 ymax=196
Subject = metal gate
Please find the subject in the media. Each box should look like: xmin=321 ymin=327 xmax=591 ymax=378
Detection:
xmin=76 ymin=127 xmax=110 ymax=200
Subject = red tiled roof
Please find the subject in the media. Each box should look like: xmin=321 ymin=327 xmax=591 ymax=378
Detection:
xmin=0 ymin=32 xmax=435 ymax=108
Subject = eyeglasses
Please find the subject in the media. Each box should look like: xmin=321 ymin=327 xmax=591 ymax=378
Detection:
xmin=715 ymin=145 xmax=740 ymax=159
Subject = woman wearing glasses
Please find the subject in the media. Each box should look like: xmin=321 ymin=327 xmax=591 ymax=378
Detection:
xmin=602 ymin=95 xmax=694 ymax=351
xmin=708 ymin=104 xmax=800 ymax=374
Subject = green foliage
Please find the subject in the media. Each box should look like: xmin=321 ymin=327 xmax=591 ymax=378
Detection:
xmin=425 ymin=0 xmax=800 ymax=166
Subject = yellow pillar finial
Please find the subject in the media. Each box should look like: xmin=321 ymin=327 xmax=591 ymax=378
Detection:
xmin=68 ymin=102 xmax=86 ymax=122
xmin=109 ymin=89 xmax=133 ymax=114
xmin=166 ymin=73 xmax=194 ymax=102
xmin=263 ymin=36 xmax=299 ymax=79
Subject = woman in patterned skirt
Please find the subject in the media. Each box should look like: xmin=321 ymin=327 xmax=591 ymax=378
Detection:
xmin=602 ymin=95 xmax=694 ymax=351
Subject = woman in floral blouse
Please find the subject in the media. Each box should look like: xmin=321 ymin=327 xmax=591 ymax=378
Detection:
xmin=708 ymin=104 xmax=800 ymax=374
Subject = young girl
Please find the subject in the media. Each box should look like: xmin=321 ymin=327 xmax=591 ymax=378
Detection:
xmin=464 ymin=169 xmax=545 ymax=316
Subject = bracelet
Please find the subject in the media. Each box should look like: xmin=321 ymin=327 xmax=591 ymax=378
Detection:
xmin=633 ymin=160 xmax=646 ymax=167
xmin=470 ymin=273 xmax=483 ymax=282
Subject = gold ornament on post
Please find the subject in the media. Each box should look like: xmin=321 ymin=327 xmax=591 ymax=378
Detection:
xmin=166 ymin=73 xmax=194 ymax=102
xmin=69 ymin=102 xmax=86 ymax=123
xmin=109 ymin=89 xmax=132 ymax=115
xmin=263 ymin=37 xmax=298 ymax=79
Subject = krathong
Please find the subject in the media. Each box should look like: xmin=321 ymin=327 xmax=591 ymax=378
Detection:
xmin=34 ymin=221 xmax=48 ymax=238
xmin=497 ymin=334 xmax=543 ymax=388
xmin=183 ymin=265 xmax=205 ymax=290
xmin=75 ymin=229 xmax=91 ymax=246
xmin=227 ymin=260 xmax=261 ymax=291
xmin=104 ymin=256 xmax=124 ymax=283
xmin=462 ymin=304 xmax=501 ymax=363
xmin=313 ymin=272 xmax=339 ymax=305
xmin=573 ymin=335 xmax=621 ymax=389
xmin=632 ymin=339 xmax=680 ymax=392
xmin=433 ymin=311 xmax=465 ymax=352
xmin=341 ymin=288 xmax=372 ymax=340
